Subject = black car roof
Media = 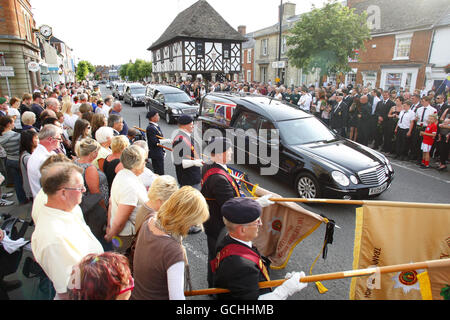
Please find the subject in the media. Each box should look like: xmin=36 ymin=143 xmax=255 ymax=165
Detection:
xmin=149 ymin=85 xmax=186 ymax=94
xmin=206 ymin=93 xmax=311 ymax=122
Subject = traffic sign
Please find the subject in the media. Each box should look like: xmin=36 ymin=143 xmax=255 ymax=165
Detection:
xmin=0 ymin=66 xmax=14 ymax=77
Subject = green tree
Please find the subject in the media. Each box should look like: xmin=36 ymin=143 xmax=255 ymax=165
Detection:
xmin=119 ymin=60 xmax=152 ymax=81
xmin=287 ymin=0 xmax=370 ymax=77
xmin=76 ymin=60 xmax=96 ymax=81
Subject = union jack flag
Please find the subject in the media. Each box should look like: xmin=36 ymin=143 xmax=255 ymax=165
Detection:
xmin=214 ymin=103 xmax=236 ymax=122
xmin=228 ymin=166 xmax=247 ymax=197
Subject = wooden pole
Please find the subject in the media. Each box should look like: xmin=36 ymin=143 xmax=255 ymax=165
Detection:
xmin=184 ymin=258 xmax=450 ymax=297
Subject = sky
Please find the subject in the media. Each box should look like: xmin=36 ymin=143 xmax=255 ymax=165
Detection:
xmin=31 ymin=0 xmax=329 ymax=66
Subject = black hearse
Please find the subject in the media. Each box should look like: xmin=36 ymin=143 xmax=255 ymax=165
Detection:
xmin=198 ymin=93 xmax=394 ymax=199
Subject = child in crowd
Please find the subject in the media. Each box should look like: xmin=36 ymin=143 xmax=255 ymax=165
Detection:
xmin=419 ymin=114 xmax=438 ymax=169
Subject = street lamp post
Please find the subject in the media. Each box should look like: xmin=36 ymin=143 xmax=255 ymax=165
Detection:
xmin=277 ymin=0 xmax=283 ymax=85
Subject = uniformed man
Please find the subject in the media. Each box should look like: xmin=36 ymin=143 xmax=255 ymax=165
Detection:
xmin=330 ymin=92 xmax=349 ymax=137
xmin=145 ymin=110 xmax=171 ymax=175
xmin=201 ymin=137 xmax=240 ymax=287
xmin=211 ymin=197 xmax=307 ymax=300
xmin=172 ymin=114 xmax=203 ymax=235
xmin=201 ymin=137 xmax=273 ymax=287
xmin=172 ymin=115 xmax=203 ymax=189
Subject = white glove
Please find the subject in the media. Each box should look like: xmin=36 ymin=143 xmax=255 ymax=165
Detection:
xmin=193 ymin=159 xmax=204 ymax=167
xmin=255 ymin=194 xmax=275 ymax=208
xmin=182 ymin=159 xmax=203 ymax=169
xmin=160 ymin=139 xmax=172 ymax=145
xmin=258 ymin=272 xmax=307 ymax=300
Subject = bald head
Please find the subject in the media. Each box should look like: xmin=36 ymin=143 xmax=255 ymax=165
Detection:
xmin=360 ymin=95 xmax=368 ymax=104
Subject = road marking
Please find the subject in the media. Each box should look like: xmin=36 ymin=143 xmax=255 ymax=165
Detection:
xmin=391 ymin=161 xmax=450 ymax=184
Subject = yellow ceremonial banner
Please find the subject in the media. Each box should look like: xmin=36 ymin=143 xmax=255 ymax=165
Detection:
xmin=350 ymin=201 xmax=450 ymax=300
xmin=252 ymin=186 xmax=327 ymax=269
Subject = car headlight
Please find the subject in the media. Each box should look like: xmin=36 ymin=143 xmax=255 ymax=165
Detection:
xmin=350 ymin=175 xmax=358 ymax=185
xmin=332 ymin=171 xmax=350 ymax=187
xmin=171 ymin=109 xmax=180 ymax=114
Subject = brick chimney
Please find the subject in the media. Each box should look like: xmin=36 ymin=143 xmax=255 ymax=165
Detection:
xmin=347 ymin=0 xmax=365 ymax=8
xmin=238 ymin=25 xmax=247 ymax=36
xmin=280 ymin=2 xmax=296 ymax=22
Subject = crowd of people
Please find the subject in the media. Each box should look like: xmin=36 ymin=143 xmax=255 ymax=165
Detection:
xmin=0 ymin=81 xmax=306 ymax=301
xmin=163 ymin=78 xmax=449 ymax=171
xmin=0 ymin=77 xmax=448 ymax=300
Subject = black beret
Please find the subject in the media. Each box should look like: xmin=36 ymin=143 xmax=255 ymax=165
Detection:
xmin=208 ymin=137 xmax=232 ymax=155
xmin=178 ymin=114 xmax=193 ymax=125
xmin=221 ymin=198 xmax=261 ymax=224
xmin=146 ymin=110 xmax=158 ymax=119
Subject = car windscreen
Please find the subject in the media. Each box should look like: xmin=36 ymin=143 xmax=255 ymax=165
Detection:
xmin=131 ymin=88 xmax=145 ymax=94
xmin=277 ymin=117 xmax=337 ymax=145
xmin=117 ymin=85 xmax=124 ymax=90
xmin=164 ymin=92 xmax=191 ymax=103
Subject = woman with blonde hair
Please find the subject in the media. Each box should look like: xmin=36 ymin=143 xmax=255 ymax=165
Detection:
xmin=61 ymin=101 xmax=78 ymax=138
xmin=134 ymin=175 xmax=179 ymax=232
xmin=131 ymin=186 xmax=209 ymax=300
xmin=103 ymin=135 xmax=129 ymax=189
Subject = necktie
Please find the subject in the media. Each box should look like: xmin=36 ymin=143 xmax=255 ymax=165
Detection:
xmin=421 ymin=108 xmax=426 ymax=123
xmin=400 ymin=112 xmax=404 ymax=125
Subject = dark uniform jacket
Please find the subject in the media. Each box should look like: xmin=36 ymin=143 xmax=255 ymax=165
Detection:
xmin=172 ymin=130 xmax=201 ymax=186
xmin=330 ymin=101 xmax=349 ymax=129
xmin=213 ymin=234 xmax=272 ymax=300
xmin=201 ymin=163 xmax=240 ymax=240
xmin=146 ymin=122 xmax=165 ymax=160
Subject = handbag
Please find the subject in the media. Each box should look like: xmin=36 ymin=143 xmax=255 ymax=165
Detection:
xmin=79 ymin=165 xmax=107 ymax=241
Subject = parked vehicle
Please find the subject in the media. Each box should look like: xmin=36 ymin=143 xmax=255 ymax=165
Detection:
xmin=123 ymin=83 xmax=146 ymax=107
xmin=112 ymin=83 xmax=125 ymax=100
xmin=144 ymin=85 xmax=199 ymax=124
xmin=198 ymin=93 xmax=395 ymax=199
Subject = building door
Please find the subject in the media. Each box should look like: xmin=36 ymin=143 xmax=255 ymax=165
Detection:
xmin=260 ymin=66 xmax=267 ymax=83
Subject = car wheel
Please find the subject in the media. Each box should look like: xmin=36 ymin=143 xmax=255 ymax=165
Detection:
xmin=295 ymin=172 xmax=320 ymax=199
xmin=165 ymin=111 xmax=173 ymax=124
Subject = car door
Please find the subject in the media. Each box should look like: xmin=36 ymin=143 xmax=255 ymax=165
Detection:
xmin=231 ymin=110 xmax=261 ymax=165
xmin=153 ymin=91 xmax=166 ymax=115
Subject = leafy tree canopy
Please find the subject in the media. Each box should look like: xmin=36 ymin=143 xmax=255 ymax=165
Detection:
xmin=76 ymin=60 xmax=96 ymax=81
xmin=287 ymin=0 xmax=370 ymax=77
xmin=119 ymin=60 xmax=152 ymax=81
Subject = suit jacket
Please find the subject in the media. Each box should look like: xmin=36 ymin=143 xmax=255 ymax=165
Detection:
xmin=330 ymin=101 xmax=349 ymax=129
xmin=201 ymin=163 xmax=240 ymax=240
xmin=146 ymin=122 xmax=165 ymax=160
xmin=213 ymin=234 xmax=272 ymax=300
xmin=172 ymin=130 xmax=201 ymax=186
xmin=375 ymin=99 xmax=395 ymax=121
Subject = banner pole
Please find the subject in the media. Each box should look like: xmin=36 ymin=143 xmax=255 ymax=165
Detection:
xmin=184 ymin=258 xmax=450 ymax=297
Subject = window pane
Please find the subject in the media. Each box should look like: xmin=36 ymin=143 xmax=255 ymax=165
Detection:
xmin=396 ymin=38 xmax=411 ymax=58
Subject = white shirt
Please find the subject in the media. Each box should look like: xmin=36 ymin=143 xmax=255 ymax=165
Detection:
xmin=31 ymin=204 xmax=103 ymax=294
xmin=63 ymin=113 xmax=78 ymax=130
xmin=298 ymin=93 xmax=312 ymax=112
xmin=138 ymin=167 xmax=156 ymax=191
xmin=397 ymin=109 xmax=416 ymax=129
xmin=71 ymin=103 xmax=81 ymax=114
xmin=99 ymin=104 xmax=111 ymax=117
xmin=372 ymin=96 xmax=381 ymax=115
xmin=110 ymin=169 xmax=149 ymax=236
xmin=415 ymin=105 xmax=437 ymax=126
xmin=27 ymin=144 xmax=55 ymax=198
xmin=8 ymin=107 xmax=21 ymax=129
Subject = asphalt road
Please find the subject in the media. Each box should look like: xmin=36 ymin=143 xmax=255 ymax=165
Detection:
xmin=5 ymin=84 xmax=449 ymax=301
xmin=112 ymin=85 xmax=450 ymax=300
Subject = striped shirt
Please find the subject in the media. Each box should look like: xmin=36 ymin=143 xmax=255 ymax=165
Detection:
xmin=0 ymin=130 xmax=21 ymax=161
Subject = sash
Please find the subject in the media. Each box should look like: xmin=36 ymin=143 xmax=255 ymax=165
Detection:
xmin=173 ymin=134 xmax=198 ymax=159
xmin=201 ymin=167 xmax=240 ymax=197
xmin=210 ymin=244 xmax=270 ymax=281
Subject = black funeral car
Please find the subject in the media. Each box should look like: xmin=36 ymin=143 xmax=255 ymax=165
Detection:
xmin=144 ymin=85 xmax=199 ymax=124
xmin=198 ymin=93 xmax=395 ymax=199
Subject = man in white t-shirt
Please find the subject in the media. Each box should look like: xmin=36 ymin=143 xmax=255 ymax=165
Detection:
xmin=31 ymin=162 xmax=103 ymax=299
xmin=27 ymin=125 xmax=61 ymax=198
xmin=297 ymin=88 xmax=312 ymax=112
